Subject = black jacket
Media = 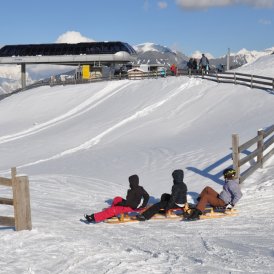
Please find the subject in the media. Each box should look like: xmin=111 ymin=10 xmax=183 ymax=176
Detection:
xmin=166 ymin=169 xmax=187 ymax=210
xmin=119 ymin=175 xmax=150 ymax=209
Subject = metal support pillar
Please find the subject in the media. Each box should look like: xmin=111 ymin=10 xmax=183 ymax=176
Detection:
xmin=226 ymin=48 xmax=230 ymax=71
xmin=21 ymin=63 xmax=26 ymax=90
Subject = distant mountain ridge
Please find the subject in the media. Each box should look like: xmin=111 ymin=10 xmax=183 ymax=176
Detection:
xmin=133 ymin=42 xmax=274 ymax=70
xmin=133 ymin=43 xmax=188 ymax=68
xmin=232 ymin=47 xmax=274 ymax=63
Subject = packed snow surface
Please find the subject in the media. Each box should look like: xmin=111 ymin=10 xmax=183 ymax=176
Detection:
xmin=0 ymin=56 xmax=274 ymax=273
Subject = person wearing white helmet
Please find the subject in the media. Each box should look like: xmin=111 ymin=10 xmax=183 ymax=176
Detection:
xmin=186 ymin=168 xmax=242 ymax=221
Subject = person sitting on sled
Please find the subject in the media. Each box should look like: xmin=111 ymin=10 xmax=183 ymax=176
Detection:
xmin=186 ymin=168 xmax=242 ymax=221
xmin=136 ymin=169 xmax=187 ymax=221
xmin=85 ymin=174 xmax=149 ymax=223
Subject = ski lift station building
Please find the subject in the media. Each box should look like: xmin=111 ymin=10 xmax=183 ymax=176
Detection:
xmin=0 ymin=41 xmax=137 ymax=89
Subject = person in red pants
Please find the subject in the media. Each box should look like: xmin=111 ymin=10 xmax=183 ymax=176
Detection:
xmin=85 ymin=174 xmax=149 ymax=223
xmin=186 ymin=168 xmax=242 ymax=221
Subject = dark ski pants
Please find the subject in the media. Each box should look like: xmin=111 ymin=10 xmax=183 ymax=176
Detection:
xmin=196 ymin=186 xmax=226 ymax=212
xmin=142 ymin=193 xmax=177 ymax=220
xmin=94 ymin=196 xmax=133 ymax=222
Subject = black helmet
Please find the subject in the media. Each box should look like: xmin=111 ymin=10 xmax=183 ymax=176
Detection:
xmin=223 ymin=168 xmax=236 ymax=178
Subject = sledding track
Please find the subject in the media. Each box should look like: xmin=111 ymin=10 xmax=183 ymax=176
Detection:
xmin=0 ymin=77 xmax=205 ymax=171
xmin=0 ymin=81 xmax=133 ymax=144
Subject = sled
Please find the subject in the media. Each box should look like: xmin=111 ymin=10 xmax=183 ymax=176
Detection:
xmin=104 ymin=207 xmax=148 ymax=224
xmin=104 ymin=204 xmax=238 ymax=224
xmin=199 ymin=207 xmax=238 ymax=220
xmin=104 ymin=205 xmax=190 ymax=224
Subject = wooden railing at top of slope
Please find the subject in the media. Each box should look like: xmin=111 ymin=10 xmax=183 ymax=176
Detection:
xmin=232 ymin=125 xmax=274 ymax=183
xmin=1 ymin=69 xmax=273 ymax=103
xmin=0 ymin=167 xmax=32 ymax=231
xmin=181 ymin=70 xmax=274 ymax=91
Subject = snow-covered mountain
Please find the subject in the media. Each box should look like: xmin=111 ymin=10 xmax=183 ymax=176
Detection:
xmin=232 ymin=47 xmax=274 ymax=63
xmin=0 ymin=64 xmax=74 ymax=95
xmin=133 ymin=42 xmax=188 ymax=67
xmin=134 ymin=43 xmax=174 ymax=54
xmin=0 ymin=65 xmax=25 ymax=93
xmin=210 ymin=47 xmax=274 ymax=69
xmin=134 ymin=43 xmax=274 ymax=70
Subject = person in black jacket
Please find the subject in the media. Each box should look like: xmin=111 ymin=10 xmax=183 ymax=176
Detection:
xmin=85 ymin=174 xmax=149 ymax=223
xmin=136 ymin=169 xmax=187 ymax=221
xmin=187 ymin=58 xmax=194 ymax=75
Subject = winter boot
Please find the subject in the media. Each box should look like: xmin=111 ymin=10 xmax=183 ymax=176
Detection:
xmin=186 ymin=209 xmax=202 ymax=221
xmin=85 ymin=214 xmax=95 ymax=223
xmin=136 ymin=214 xmax=146 ymax=221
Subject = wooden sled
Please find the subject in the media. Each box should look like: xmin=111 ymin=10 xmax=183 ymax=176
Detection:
xmin=199 ymin=207 xmax=238 ymax=220
xmin=105 ymin=204 xmax=190 ymax=224
xmin=104 ymin=207 xmax=147 ymax=224
xmin=105 ymin=204 xmax=238 ymax=224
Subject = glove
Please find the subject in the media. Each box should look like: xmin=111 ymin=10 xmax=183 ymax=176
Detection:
xmin=226 ymin=203 xmax=234 ymax=210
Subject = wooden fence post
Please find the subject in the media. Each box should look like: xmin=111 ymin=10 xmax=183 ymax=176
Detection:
xmin=257 ymin=129 xmax=264 ymax=168
xmin=234 ymin=73 xmax=237 ymax=85
xmin=232 ymin=134 xmax=240 ymax=179
xmin=251 ymin=75 xmax=253 ymax=88
xmin=11 ymin=167 xmax=32 ymax=231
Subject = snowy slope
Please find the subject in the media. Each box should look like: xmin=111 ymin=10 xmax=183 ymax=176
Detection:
xmin=233 ymin=54 xmax=274 ymax=77
xmin=0 ymin=56 xmax=274 ymax=273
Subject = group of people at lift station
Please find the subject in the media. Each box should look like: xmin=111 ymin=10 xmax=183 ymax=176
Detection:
xmin=84 ymin=168 xmax=242 ymax=223
xmin=187 ymin=53 xmax=210 ymax=76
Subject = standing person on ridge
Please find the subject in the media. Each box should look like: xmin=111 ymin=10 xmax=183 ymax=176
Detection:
xmin=187 ymin=58 xmax=194 ymax=76
xmin=186 ymin=168 xmax=242 ymax=221
xmin=199 ymin=53 xmax=210 ymax=74
xmin=170 ymin=64 xmax=177 ymax=76
xmin=85 ymin=174 xmax=149 ymax=223
xmin=193 ymin=59 xmax=198 ymax=73
xmin=136 ymin=169 xmax=187 ymax=221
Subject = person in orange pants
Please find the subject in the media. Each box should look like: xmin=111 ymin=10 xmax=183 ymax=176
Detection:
xmin=195 ymin=186 xmax=226 ymax=211
xmin=186 ymin=168 xmax=242 ymax=221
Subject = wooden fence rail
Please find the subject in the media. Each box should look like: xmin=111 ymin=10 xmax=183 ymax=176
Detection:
xmin=3 ymin=69 xmax=273 ymax=101
xmin=128 ymin=71 xmax=166 ymax=80
xmin=0 ymin=167 xmax=32 ymax=231
xmin=201 ymin=71 xmax=274 ymax=91
xmin=232 ymin=125 xmax=274 ymax=183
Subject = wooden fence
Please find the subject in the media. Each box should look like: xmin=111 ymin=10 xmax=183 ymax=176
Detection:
xmin=201 ymin=71 xmax=274 ymax=91
xmin=232 ymin=125 xmax=274 ymax=183
xmin=128 ymin=70 xmax=167 ymax=80
xmin=0 ymin=167 xmax=32 ymax=231
xmin=4 ymin=69 xmax=273 ymax=100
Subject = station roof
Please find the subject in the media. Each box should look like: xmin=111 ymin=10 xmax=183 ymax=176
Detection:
xmin=0 ymin=41 xmax=137 ymax=65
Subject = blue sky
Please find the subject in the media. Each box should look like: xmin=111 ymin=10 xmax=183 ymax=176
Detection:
xmin=0 ymin=0 xmax=273 ymax=57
